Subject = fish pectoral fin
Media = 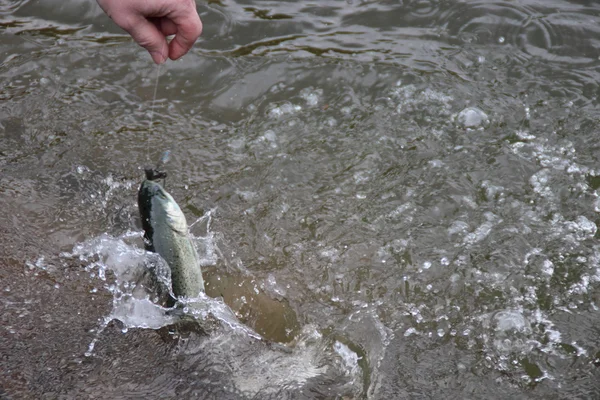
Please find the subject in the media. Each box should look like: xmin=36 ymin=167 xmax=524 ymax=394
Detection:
xmin=166 ymin=214 xmax=189 ymax=235
xmin=169 ymin=224 xmax=190 ymax=238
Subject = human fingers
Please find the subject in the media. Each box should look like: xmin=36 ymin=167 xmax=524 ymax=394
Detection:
xmin=126 ymin=18 xmax=170 ymax=64
xmin=166 ymin=3 xmax=203 ymax=60
xmin=151 ymin=18 xmax=178 ymax=37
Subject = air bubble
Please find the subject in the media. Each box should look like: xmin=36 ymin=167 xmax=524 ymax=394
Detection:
xmin=457 ymin=107 xmax=489 ymax=128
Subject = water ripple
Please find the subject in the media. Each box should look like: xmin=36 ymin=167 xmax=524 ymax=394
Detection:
xmin=438 ymin=1 xmax=600 ymax=65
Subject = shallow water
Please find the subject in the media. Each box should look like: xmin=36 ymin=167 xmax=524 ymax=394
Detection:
xmin=3 ymin=0 xmax=600 ymax=398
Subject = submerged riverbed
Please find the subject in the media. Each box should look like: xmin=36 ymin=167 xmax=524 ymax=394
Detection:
xmin=2 ymin=0 xmax=600 ymax=398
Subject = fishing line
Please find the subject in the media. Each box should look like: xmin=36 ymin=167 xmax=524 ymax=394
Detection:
xmin=147 ymin=63 xmax=161 ymax=162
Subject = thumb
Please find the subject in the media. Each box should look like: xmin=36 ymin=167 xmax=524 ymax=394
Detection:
xmin=125 ymin=18 xmax=169 ymax=64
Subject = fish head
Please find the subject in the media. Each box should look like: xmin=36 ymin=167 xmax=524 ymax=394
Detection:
xmin=139 ymin=180 xmax=189 ymax=241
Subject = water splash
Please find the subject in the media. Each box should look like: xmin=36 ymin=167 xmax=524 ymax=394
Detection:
xmin=60 ymin=230 xmax=365 ymax=396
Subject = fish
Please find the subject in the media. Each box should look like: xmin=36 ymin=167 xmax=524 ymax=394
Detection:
xmin=138 ymin=169 xmax=205 ymax=300
xmin=137 ymin=160 xmax=298 ymax=343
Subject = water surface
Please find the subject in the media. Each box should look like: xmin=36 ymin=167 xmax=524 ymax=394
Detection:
xmin=2 ymin=0 xmax=600 ymax=398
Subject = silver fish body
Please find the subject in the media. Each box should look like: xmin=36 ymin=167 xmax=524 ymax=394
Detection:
xmin=138 ymin=179 xmax=205 ymax=299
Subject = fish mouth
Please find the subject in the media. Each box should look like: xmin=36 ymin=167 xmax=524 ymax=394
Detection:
xmin=145 ymin=167 xmax=167 ymax=181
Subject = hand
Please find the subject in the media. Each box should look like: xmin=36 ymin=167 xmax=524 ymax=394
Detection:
xmin=96 ymin=0 xmax=202 ymax=64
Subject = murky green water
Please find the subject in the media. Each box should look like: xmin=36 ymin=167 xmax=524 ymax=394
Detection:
xmin=3 ymin=0 xmax=600 ymax=398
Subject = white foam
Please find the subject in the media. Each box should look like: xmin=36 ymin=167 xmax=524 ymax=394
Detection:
xmin=389 ymin=84 xmax=453 ymax=115
xmin=515 ymin=130 xmax=536 ymax=140
xmin=300 ymin=87 xmax=323 ymax=107
xmin=541 ymin=260 xmax=555 ymax=276
xmin=448 ymin=220 xmax=469 ymax=236
xmin=266 ymin=102 xmax=301 ymax=119
xmin=463 ymin=215 xmax=500 ymax=246
xmin=404 ymin=327 xmax=418 ymax=337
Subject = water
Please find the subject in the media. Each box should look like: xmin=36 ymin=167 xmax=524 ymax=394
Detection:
xmin=2 ymin=0 xmax=600 ymax=398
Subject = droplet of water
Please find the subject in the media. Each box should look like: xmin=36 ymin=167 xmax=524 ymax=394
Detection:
xmin=404 ymin=327 xmax=418 ymax=337
xmin=516 ymin=130 xmax=536 ymax=140
xmin=498 ymin=36 xmax=505 ymax=43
